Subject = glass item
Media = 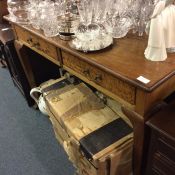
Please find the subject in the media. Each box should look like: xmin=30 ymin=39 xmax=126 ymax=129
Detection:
xmin=39 ymin=1 xmax=59 ymax=37
xmin=27 ymin=0 xmax=41 ymax=29
xmin=55 ymin=0 xmax=67 ymax=17
xmin=106 ymin=0 xmax=134 ymax=38
xmin=7 ymin=0 xmax=29 ymax=24
xmin=39 ymin=0 xmax=55 ymax=29
xmin=167 ymin=47 xmax=175 ymax=53
xmin=27 ymin=0 xmax=79 ymax=38
xmin=138 ymin=0 xmax=155 ymax=36
xmin=59 ymin=14 xmax=79 ymax=40
xmin=42 ymin=16 xmax=59 ymax=37
xmin=106 ymin=0 xmax=157 ymax=37
xmin=7 ymin=0 xmax=17 ymax=21
xmin=28 ymin=0 xmax=60 ymax=37
xmin=129 ymin=0 xmax=143 ymax=34
xmin=112 ymin=16 xmax=132 ymax=38
xmin=7 ymin=0 xmax=159 ymax=40
xmin=69 ymin=26 xmax=113 ymax=52
xmin=69 ymin=0 xmax=113 ymax=52
xmin=58 ymin=0 xmax=79 ymax=40
xmin=76 ymin=23 xmax=100 ymax=41
xmin=28 ymin=7 xmax=40 ymax=29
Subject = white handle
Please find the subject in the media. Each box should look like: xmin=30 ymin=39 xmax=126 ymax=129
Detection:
xmin=30 ymin=87 xmax=42 ymax=104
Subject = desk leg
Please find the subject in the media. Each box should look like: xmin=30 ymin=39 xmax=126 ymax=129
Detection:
xmin=122 ymin=107 xmax=145 ymax=175
xmin=14 ymin=40 xmax=36 ymax=88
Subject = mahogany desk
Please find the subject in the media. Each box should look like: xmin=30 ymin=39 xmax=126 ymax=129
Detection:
xmin=5 ymin=16 xmax=175 ymax=175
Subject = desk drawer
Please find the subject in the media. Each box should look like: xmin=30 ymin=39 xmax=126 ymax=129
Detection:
xmin=157 ymin=137 xmax=175 ymax=163
xmin=14 ymin=25 xmax=58 ymax=62
xmin=62 ymin=51 xmax=136 ymax=105
xmin=152 ymin=152 xmax=175 ymax=175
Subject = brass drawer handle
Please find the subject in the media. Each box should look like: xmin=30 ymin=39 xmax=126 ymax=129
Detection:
xmin=27 ymin=37 xmax=33 ymax=44
xmin=40 ymin=49 xmax=49 ymax=54
xmin=83 ymin=69 xmax=90 ymax=76
xmin=33 ymin=42 xmax=40 ymax=49
xmin=94 ymin=74 xmax=102 ymax=83
xmin=44 ymin=49 xmax=49 ymax=54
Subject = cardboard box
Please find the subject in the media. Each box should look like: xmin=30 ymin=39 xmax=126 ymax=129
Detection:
xmin=45 ymin=82 xmax=104 ymax=126
xmin=44 ymin=78 xmax=133 ymax=175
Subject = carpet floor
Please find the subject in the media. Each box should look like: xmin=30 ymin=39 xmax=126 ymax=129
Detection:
xmin=0 ymin=68 xmax=75 ymax=175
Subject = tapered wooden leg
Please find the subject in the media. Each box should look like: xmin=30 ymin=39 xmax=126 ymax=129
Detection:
xmin=122 ymin=107 xmax=145 ymax=175
xmin=14 ymin=40 xmax=36 ymax=88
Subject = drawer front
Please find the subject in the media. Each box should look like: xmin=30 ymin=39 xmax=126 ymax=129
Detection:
xmin=14 ymin=25 xmax=59 ymax=62
xmin=157 ymin=137 xmax=175 ymax=162
xmin=62 ymin=51 xmax=136 ymax=105
xmin=152 ymin=152 xmax=175 ymax=175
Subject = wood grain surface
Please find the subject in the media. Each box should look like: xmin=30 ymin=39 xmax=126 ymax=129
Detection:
xmin=4 ymin=15 xmax=175 ymax=175
xmin=4 ymin=15 xmax=175 ymax=92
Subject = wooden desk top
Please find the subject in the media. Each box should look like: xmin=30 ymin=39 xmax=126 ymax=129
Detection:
xmin=5 ymin=16 xmax=175 ymax=175
xmin=5 ymin=16 xmax=175 ymax=92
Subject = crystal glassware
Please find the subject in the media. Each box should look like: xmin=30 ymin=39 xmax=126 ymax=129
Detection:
xmin=137 ymin=0 xmax=156 ymax=36
xmin=107 ymin=0 xmax=133 ymax=38
xmin=57 ymin=0 xmax=80 ymax=40
xmin=27 ymin=0 xmax=41 ymax=29
xmin=167 ymin=47 xmax=175 ymax=53
xmin=69 ymin=0 xmax=113 ymax=52
xmin=7 ymin=0 xmax=29 ymax=24
xmin=39 ymin=1 xmax=59 ymax=37
xmin=28 ymin=5 xmax=40 ymax=29
xmin=112 ymin=16 xmax=132 ymax=38
xmin=42 ymin=16 xmax=59 ymax=37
